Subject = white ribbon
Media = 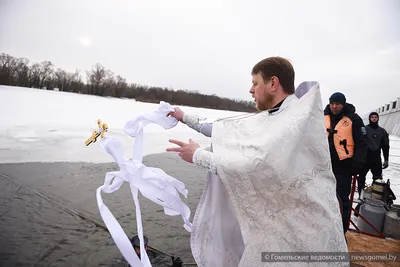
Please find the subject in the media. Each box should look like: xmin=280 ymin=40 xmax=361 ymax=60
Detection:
xmin=95 ymin=101 xmax=192 ymax=267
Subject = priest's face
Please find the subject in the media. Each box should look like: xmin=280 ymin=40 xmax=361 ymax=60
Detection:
xmin=250 ymin=73 xmax=274 ymax=111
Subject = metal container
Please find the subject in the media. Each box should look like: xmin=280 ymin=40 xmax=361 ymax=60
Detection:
xmin=358 ymin=198 xmax=387 ymax=235
xmin=362 ymin=190 xmax=372 ymax=200
xmin=383 ymin=204 xmax=400 ymax=240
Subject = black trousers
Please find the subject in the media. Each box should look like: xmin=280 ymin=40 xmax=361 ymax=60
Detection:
xmin=357 ymin=151 xmax=382 ymax=195
xmin=334 ymin=171 xmax=352 ymax=234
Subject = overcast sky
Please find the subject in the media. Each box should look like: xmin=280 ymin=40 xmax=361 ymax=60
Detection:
xmin=1 ymin=0 xmax=399 ymax=115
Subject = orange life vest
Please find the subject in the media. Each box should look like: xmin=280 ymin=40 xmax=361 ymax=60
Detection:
xmin=324 ymin=115 xmax=354 ymax=160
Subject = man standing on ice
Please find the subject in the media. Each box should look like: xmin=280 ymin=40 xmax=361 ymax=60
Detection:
xmin=167 ymin=57 xmax=349 ymax=266
xmin=357 ymin=111 xmax=390 ymax=195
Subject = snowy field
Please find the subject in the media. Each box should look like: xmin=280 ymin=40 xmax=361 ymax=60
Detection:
xmin=0 ymin=85 xmax=399 ymax=203
xmin=0 ymin=85 xmax=246 ymax=163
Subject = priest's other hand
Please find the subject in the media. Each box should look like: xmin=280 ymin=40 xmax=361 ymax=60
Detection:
xmin=166 ymin=107 xmax=184 ymax=122
xmin=166 ymin=139 xmax=200 ymax=163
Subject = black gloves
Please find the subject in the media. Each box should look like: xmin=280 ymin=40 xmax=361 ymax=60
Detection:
xmin=351 ymin=160 xmax=364 ymax=175
xmin=382 ymin=160 xmax=389 ymax=169
xmin=171 ymin=256 xmax=183 ymax=267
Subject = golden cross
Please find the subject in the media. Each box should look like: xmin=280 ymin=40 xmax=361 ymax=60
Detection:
xmin=85 ymin=119 xmax=108 ymax=146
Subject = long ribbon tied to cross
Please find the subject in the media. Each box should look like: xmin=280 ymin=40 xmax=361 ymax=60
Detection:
xmin=91 ymin=101 xmax=192 ymax=267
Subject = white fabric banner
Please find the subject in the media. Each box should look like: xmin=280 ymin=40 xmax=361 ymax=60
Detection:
xmin=95 ymin=101 xmax=192 ymax=267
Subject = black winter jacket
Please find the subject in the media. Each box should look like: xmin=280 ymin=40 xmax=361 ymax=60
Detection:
xmin=365 ymin=123 xmax=390 ymax=161
xmin=324 ymin=103 xmax=368 ymax=174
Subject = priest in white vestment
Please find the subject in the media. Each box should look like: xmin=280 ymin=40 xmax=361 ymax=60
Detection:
xmin=167 ymin=57 xmax=349 ymax=267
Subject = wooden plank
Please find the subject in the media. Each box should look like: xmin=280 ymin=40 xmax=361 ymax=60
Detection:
xmin=346 ymin=230 xmax=400 ymax=267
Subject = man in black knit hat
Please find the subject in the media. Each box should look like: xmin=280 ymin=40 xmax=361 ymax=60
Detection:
xmin=357 ymin=112 xmax=390 ymax=197
xmin=324 ymin=92 xmax=368 ymax=233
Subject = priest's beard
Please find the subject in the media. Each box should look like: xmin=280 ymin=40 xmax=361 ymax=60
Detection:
xmin=256 ymin=92 xmax=274 ymax=111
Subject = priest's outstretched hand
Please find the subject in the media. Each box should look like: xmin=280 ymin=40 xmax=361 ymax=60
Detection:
xmin=166 ymin=139 xmax=200 ymax=163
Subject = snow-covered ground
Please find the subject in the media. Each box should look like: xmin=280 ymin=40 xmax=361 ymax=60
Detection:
xmin=0 ymin=85 xmax=398 ymax=203
xmin=0 ymin=85 xmax=245 ymax=163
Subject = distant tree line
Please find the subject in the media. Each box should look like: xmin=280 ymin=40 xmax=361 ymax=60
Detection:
xmin=0 ymin=52 xmax=256 ymax=112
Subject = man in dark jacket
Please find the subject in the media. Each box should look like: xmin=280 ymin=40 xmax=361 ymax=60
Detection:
xmin=357 ymin=112 xmax=390 ymax=197
xmin=324 ymin=92 xmax=368 ymax=233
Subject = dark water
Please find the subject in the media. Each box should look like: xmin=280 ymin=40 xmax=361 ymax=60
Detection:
xmin=0 ymin=154 xmax=207 ymax=266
